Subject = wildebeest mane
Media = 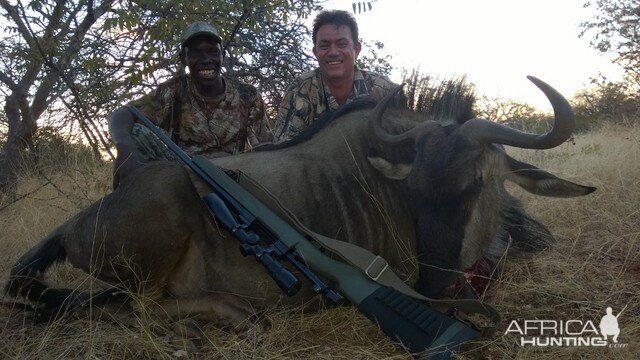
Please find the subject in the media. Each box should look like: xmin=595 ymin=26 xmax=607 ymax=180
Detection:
xmin=411 ymin=76 xmax=476 ymax=124
xmin=256 ymin=77 xmax=477 ymax=152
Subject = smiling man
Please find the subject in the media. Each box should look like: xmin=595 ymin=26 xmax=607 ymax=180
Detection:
xmin=273 ymin=10 xmax=403 ymax=143
xmin=109 ymin=22 xmax=269 ymax=187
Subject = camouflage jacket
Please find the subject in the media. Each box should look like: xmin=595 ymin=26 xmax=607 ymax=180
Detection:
xmin=129 ymin=73 xmax=269 ymax=156
xmin=273 ymin=67 xmax=400 ymax=143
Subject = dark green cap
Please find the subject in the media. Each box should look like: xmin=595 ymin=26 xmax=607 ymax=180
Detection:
xmin=181 ymin=22 xmax=222 ymax=49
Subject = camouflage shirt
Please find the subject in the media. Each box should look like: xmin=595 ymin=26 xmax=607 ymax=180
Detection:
xmin=273 ymin=67 xmax=400 ymax=143
xmin=129 ymin=74 xmax=269 ymax=156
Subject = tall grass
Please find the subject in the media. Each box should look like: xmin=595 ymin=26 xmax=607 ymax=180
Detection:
xmin=481 ymin=122 xmax=640 ymax=359
xmin=1 ymin=122 xmax=639 ymax=359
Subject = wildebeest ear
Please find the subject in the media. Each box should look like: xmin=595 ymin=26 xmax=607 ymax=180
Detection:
xmin=367 ymin=157 xmax=412 ymax=180
xmin=504 ymin=156 xmax=596 ymax=197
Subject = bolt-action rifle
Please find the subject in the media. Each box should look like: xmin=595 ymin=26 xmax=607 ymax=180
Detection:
xmin=126 ymin=105 xmax=487 ymax=359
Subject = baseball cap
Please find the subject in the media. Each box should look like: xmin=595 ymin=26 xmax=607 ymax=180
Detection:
xmin=180 ymin=22 xmax=222 ymax=49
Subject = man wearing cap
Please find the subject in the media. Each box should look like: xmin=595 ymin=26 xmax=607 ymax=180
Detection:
xmin=273 ymin=10 xmax=404 ymax=143
xmin=109 ymin=22 xmax=269 ymax=187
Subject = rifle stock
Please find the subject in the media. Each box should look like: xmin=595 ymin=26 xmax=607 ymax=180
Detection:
xmin=125 ymin=105 xmax=481 ymax=358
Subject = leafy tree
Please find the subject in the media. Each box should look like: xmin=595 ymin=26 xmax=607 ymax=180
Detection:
xmin=474 ymin=95 xmax=555 ymax=133
xmin=581 ymin=0 xmax=640 ymax=86
xmin=475 ymin=96 xmax=540 ymax=124
xmin=572 ymin=74 xmax=639 ymax=128
xmin=223 ymin=5 xmax=318 ymax=118
xmin=356 ymin=40 xmax=393 ymax=77
xmin=0 ymin=0 xmax=114 ymax=200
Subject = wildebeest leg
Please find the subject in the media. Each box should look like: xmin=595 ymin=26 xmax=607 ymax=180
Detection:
xmin=3 ymin=230 xmax=128 ymax=322
xmin=4 ymin=162 xmax=212 ymax=319
xmin=3 ymin=231 xmax=88 ymax=320
xmin=4 ymin=233 xmax=66 ymax=304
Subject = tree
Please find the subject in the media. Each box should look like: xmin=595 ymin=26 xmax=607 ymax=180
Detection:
xmin=581 ymin=0 xmax=640 ymax=87
xmin=356 ymin=40 xmax=393 ymax=76
xmin=0 ymin=0 xmax=319 ymax=200
xmin=0 ymin=0 xmax=114 ymax=200
xmin=572 ymin=74 xmax=639 ymax=126
xmin=474 ymin=95 xmax=553 ymax=133
xmin=475 ymin=96 xmax=540 ymax=123
xmin=222 ymin=4 xmax=318 ymax=118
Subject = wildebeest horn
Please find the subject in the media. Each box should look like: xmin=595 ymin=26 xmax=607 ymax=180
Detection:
xmin=369 ymin=84 xmax=422 ymax=146
xmin=459 ymin=76 xmax=575 ymax=149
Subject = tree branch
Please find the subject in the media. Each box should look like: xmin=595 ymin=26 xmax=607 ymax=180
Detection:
xmin=0 ymin=69 xmax=17 ymax=90
xmin=0 ymin=0 xmax=36 ymax=46
xmin=225 ymin=7 xmax=252 ymax=53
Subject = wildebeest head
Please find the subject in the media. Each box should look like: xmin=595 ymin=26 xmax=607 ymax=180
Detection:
xmin=367 ymin=76 xmax=596 ymax=296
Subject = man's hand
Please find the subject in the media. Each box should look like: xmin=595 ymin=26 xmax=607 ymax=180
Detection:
xmin=109 ymin=107 xmax=145 ymax=189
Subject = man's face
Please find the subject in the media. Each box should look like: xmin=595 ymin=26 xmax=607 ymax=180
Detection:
xmin=184 ymin=36 xmax=224 ymax=88
xmin=313 ymin=24 xmax=361 ymax=82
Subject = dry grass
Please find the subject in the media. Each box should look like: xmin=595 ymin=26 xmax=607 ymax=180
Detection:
xmin=1 ymin=123 xmax=639 ymax=359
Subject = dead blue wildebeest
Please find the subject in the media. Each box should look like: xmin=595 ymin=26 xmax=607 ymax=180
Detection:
xmin=5 ymin=76 xmax=594 ymax=332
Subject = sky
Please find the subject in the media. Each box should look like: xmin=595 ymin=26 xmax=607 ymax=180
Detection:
xmin=319 ymin=0 xmax=625 ymax=111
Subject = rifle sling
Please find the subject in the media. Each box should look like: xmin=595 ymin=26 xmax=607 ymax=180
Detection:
xmin=233 ymin=168 xmax=500 ymax=335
